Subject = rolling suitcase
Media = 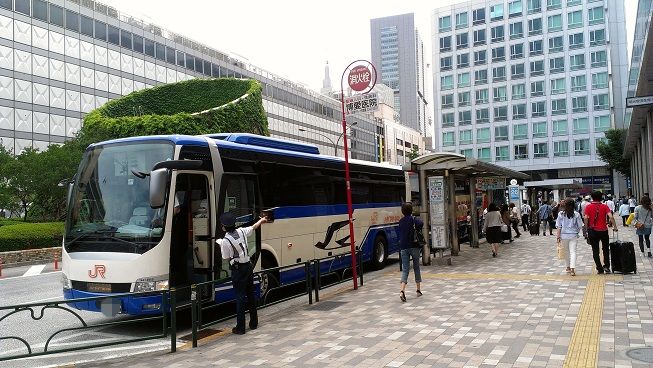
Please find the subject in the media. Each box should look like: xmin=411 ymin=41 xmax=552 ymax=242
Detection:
xmin=529 ymin=222 xmax=540 ymax=235
xmin=609 ymin=233 xmax=637 ymax=274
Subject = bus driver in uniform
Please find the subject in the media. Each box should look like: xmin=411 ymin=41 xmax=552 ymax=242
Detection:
xmin=216 ymin=212 xmax=268 ymax=335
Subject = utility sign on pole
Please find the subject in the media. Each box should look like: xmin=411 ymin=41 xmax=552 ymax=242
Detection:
xmin=345 ymin=92 xmax=379 ymax=116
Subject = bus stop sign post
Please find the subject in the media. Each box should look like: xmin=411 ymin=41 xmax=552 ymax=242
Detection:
xmin=340 ymin=60 xmax=377 ymax=290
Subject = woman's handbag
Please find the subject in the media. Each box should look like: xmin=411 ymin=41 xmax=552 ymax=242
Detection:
xmin=557 ymin=240 xmax=565 ymax=260
xmin=635 ymin=210 xmax=651 ymax=230
xmin=412 ymin=217 xmax=426 ymax=247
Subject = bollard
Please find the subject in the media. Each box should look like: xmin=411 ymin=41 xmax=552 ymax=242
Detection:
xmin=314 ymin=259 xmax=320 ymax=302
xmin=54 ymin=256 xmax=59 ymax=270
xmin=0 ymin=258 xmax=3 ymax=278
xmin=305 ymin=262 xmax=312 ymax=305
xmin=170 ymin=288 xmax=177 ymax=353
xmin=190 ymin=285 xmax=198 ymax=348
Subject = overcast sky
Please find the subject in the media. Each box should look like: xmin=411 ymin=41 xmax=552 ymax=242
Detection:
xmin=102 ymin=0 xmax=637 ymax=93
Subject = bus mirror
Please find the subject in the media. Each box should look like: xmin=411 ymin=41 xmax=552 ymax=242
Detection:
xmin=149 ymin=169 xmax=169 ymax=209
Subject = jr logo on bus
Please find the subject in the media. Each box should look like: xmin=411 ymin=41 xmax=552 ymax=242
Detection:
xmin=88 ymin=265 xmax=106 ymax=279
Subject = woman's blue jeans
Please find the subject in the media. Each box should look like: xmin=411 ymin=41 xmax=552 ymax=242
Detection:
xmin=400 ymin=248 xmax=422 ymax=284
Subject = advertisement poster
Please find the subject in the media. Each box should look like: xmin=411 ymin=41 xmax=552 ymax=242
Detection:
xmin=428 ymin=176 xmax=447 ymax=249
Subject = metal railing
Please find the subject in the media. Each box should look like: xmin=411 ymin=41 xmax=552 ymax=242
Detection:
xmin=0 ymin=251 xmax=366 ymax=360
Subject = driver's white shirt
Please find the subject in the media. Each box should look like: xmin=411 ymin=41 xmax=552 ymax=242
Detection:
xmin=217 ymin=226 xmax=254 ymax=264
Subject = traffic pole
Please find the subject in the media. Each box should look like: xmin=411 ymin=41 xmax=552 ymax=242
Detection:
xmin=0 ymin=258 xmax=3 ymax=278
xmin=54 ymin=255 xmax=59 ymax=270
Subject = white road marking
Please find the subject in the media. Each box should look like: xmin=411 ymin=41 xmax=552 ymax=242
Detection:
xmin=22 ymin=265 xmax=46 ymax=277
xmin=0 ymin=270 xmax=60 ymax=282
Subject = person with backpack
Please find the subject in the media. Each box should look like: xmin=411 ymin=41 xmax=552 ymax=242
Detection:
xmin=556 ymin=199 xmax=584 ymax=276
xmin=537 ymin=201 xmax=553 ymax=236
xmin=584 ymin=191 xmax=618 ymax=274
xmin=398 ymin=202 xmax=424 ymax=302
xmin=633 ymin=196 xmax=652 ymax=257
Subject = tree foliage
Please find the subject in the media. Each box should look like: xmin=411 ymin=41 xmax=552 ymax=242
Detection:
xmin=596 ymin=129 xmax=631 ymax=177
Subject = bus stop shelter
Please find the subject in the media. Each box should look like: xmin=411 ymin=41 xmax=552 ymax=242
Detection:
xmin=409 ymin=153 xmax=530 ymax=265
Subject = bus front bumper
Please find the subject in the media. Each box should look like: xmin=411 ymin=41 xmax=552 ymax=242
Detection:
xmin=63 ymin=288 xmax=164 ymax=315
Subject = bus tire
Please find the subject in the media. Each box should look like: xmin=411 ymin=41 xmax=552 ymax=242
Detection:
xmin=370 ymin=234 xmax=387 ymax=270
xmin=260 ymin=252 xmax=279 ymax=303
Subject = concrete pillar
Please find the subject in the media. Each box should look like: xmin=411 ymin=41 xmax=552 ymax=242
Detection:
xmin=648 ymin=116 xmax=653 ymax=195
xmin=446 ymin=171 xmax=459 ymax=256
xmin=553 ymin=190 xmax=560 ymax=203
xmin=469 ymin=177 xmax=479 ymax=247
xmin=634 ymin=146 xmax=640 ymax=198
xmin=419 ymin=168 xmax=431 ymax=265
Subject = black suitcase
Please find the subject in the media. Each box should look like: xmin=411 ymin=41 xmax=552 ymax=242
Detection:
xmin=610 ymin=236 xmax=637 ymax=274
xmin=529 ymin=222 xmax=540 ymax=235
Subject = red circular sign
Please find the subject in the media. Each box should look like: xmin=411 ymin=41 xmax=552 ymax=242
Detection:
xmin=348 ymin=66 xmax=372 ymax=91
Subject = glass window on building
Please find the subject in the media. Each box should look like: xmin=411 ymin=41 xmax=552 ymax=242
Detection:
xmin=475 ymin=70 xmax=488 ymax=84
xmin=571 ymin=75 xmax=586 ymax=91
xmin=515 ymin=144 xmax=528 ymax=159
xmin=509 ymin=22 xmax=524 ymax=39
xmin=478 ymin=147 xmax=491 ymax=161
xmin=547 ymin=0 xmax=562 ymax=9
xmin=554 ymin=140 xmax=569 ymax=156
xmin=441 ymin=56 xmax=453 ymax=70
xmin=476 ymin=108 xmax=490 ymax=123
xmin=495 ymin=126 xmax=509 ymax=141
xmin=528 ymin=18 xmax=542 ymax=35
xmin=155 ymin=43 xmax=166 ymax=61
xmin=443 ymin=131 xmax=456 ymax=146
xmin=533 ymin=121 xmax=547 ymax=137
xmin=492 ymin=46 xmax=505 ymax=61
xmin=456 ymin=33 xmax=469 ymax=49
xmin=494 ymin=106 xmax=508 ymax=121
xmin=442 ymin=93 xmax=454 ymax=108
xmin=491 ymin=25 xmax=505 ymax=42
xmin=528 ymin=0 xmax=541 ymax=13
xmin=529 ymin=40 xmax=543 ymax=56
xmin=474 ymin=50 xmax=487 ymax=65
xmin=511 ymin=64 xmax=525 ymax=79
xmin=550 ymin=78 xmax=565 ymax=94
xmin=573 ymin=117 xmax=589 ymax=134
xmin=460 ymin=130 xmax=473 ymax=144
xmin=460 ymin=149 xmax=473 ymax=158
xmin=493 ymin=86 xmax=507 ymax=102
xmin=510 ymin=43 xmax=524 ymax=59
xmin=439 ymin=16 xmax=452 ymax=32
xmin=495 ymin=146 xmax=510 ymax=161
xmin=457 ymin=53 xmax=470 ymax=68
xmin=473 ymin=8 xmax=486 ymax=24
xmin=572 ymin=96 xmax=588 ymax=113
xmin=15 ymin=0 xmax=29 ymax=15
xmin=531 ymin=100 xmax=546 ymax=116
xmin=457 ymin=72 xmax=470 ymax=87
xmin=552 ymin=98 xmax=567 ymax=115
xmin=185 ymin=54 xmax=195 ymax=70
xmin=534 ymin=142 xmax=548 ymax=158
xmin=550 ymin=57 xmax=564 ymax=73
xmin=476 ymin=89 xmax=489 ymax=104
xmin=574 ymin=139 xmax=590 ymax=155
xmin=596 ymin=137 xmax=608 ymax=148
xmin=570 ymin=54 xmax=585 ymax=70
xmin=592 ymin=72 xmax=609 ymax=89
xmin=530 ymin=60 xmax=544 ymax=76
xmin=50 ymin=4 xmax=64 ymax=27
xmin=133 ymin=35 xmax=144 ymax=53
xmin=548 ymin=14 xmax=562 ymax=32
xmin=166 ymin=47 xmax=176 ymax=64
xmin=514 ymin=123 xmax=528 ymax=139
xmin=477 ymin=127 xmax=491 ymax=142
xmin=512 ymin=83 xmax=526 ymax=99
xmin=458 ymin=91 xmax=471 ymax=106
xmin=120 ymin=30 xmax=132 ymax=50
xmin=440 ymin=36 xmax=452 ymax=52
xmin=65 ymin=10 xmax=79 ymax=32
xmin=568 ymin=0 xmax=582 ymax=5
xmin=509 ymin=0 xmax=523 ymax=17
xmin=459 ymin=110 xmax=472 ymax=125
xmin=490 ymin=4 xmax=504 ymax=21
xmin=593 ymin=94 xmax=609 ymax=110
xmin=0 ymin=0 xmax=12 ymax=10
xmin=474 ymin=29 xmax=486 ymax=46
xmin=456 ymin=12 xmax=468 ymax=29
xmin=568 ymin=10 xmax=583 ymax=28
xmin=492 ymin=66 xmax=506 ymax=82
xmin=591 ymin=51 xmax=607 ymax=67
xmin=569 ymin=32 xmax=584 ymax=49
xmin=513 ymin=104 xmax=526 ymax=119
xmin=33 ymin=0 xmax=47 ymax=21
xmin=588 ymin=6 xmax=604 ymax=25
xmin=442 ymin=112 xmax=455 ymax=127
xmin=531 ymin=80 xmax=545 ymax=97
xmin=548 ymin=36 xmax=563 ymax=53
xmin=94 ymin=20 xmax=107 ymax=41
xmin=144 ymin=39 xmax=155 ymax=57
xmin=594 ymin=115 xmax=610 ymax=132
xmin=553 ymin=119 xmax=568 ymax=136
xmin=590 ymin=29 xmax=606 ymax=46
xmin=108 ymin=25 xmax=120 ymax=46
xmin=80 ymin=15 xmax=94 ymax=37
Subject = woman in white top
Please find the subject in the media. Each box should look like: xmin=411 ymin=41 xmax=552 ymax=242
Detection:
xmin=483 ymin=203 xmax=504 ymax=258
xmin=556 ymin=198 xmax=584 ymax=276
xmin=618 ymin=200 xmax=631 ymax=226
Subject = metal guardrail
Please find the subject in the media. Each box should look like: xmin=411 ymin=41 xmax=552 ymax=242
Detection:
xmin=0 ymin=251 xmax=367 ymax=360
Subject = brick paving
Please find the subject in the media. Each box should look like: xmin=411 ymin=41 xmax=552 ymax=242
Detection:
xmin=92 ymin=227 xmax=653 ymax=368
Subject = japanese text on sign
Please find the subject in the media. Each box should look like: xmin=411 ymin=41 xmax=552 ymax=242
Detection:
xmin=345 ymin=92 xmax=379 ymax=116
xmin=475 ymin=176 xmax=506 ymax=190
xmin=348 ymin=66 xmax=373 ymax=91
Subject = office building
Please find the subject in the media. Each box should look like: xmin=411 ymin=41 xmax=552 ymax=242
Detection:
xmin=0 ymin=0 xmax=378 ymax=161
xmin=431 ymin=0 xmax=628 ymax=192
xmin=371 ymin=13 xmax=431 ymax=140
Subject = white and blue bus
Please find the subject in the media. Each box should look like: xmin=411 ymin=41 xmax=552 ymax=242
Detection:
xmin=61 ymin=133 xmax=406 ymax=315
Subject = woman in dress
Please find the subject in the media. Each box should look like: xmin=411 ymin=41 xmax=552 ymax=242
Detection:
xmin=483 ymin=203 xmax=503 ymax=257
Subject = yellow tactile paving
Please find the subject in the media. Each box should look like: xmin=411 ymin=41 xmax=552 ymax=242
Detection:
xmin=563 ymin=277 xmax=606 ymax=368
xmin=413 ymin=272 xmax=623 ymax=282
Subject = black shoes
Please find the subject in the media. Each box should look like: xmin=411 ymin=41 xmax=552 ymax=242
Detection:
xmin=250 ymin=321 xmax=258 ymax=330
xmin=232 ymin=327 xmax=246 ymax=335
xmin=648 ymin=252 xmax=652 ymax=258
xmin=492 ymin=252 xmax=497 ymax=257
xmin=604 ymin=266 xmax=611 ymax=274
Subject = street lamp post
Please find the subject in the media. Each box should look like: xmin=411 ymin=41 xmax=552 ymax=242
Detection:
xmin=298 ymin=122 xmax=356 ymax=157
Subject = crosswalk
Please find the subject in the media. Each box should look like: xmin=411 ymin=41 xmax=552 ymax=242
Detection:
xmin=0 ymin=263 xmax=58 ymax=279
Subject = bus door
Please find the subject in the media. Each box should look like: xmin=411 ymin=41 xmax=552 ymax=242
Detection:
xmin=170 ymin=172 xmax=214 ymax=301
xmin=215 ymin=173 xmax=262 ymax=291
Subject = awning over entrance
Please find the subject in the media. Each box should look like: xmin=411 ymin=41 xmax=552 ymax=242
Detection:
xmin=524 ymin=178 xmax=583 ymax=189
xmin=410 ymin=152 xmax=530 ymax=180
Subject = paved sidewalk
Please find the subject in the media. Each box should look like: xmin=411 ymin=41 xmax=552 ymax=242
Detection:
xmin=94 ymin=228 xmax=653 ymax=368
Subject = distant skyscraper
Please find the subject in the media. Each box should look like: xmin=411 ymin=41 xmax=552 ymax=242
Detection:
xmin=370 ymin=13 xmax=430 ymax=139
xmin=320 ymin=61 xmax=332 ymax=95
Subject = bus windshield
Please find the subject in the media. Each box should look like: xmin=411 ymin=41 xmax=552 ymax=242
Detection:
xmin=65 ymin=142 xmax=174 ymax=254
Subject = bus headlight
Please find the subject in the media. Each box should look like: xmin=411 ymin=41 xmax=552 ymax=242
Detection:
xmin=62 ymin=273 xmax=72 ymax=289
xmin=134 ymin=276 xmax=169 ymax=292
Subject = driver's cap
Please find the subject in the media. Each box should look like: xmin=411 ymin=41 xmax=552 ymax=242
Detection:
xmin=220 ymin=212 xmax=236 ymax=227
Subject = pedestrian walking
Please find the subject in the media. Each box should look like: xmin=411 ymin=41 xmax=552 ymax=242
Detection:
xmin=629 ymin=195 xmax=637 ymax=213
xmin=509 ymin=203 xmax=521 ymax=238
xmin=619 ymin=200 xmax=631 ymax=226
xmin=556 ymin=199 xmax=584 ymax=276
xmin=216 ymin=212 xmax=269 ymax=334
xmin=500 ymin=204 xmax=514 ymax=243
xmin=584 ymin=191 xmax=618 ymax=274
xmin=580 ymin=195 xmax=591 ymax=216
xmin=521 ymin=201 xmax=531 ymax=232
xmin=537 ymin=201 xmax=553 ymax=236
xmin=633 ymin=196 xmax=652 ymax=257
xmin=483 ymin=203 xmax=503 ymax=257
xmin=398 ymin=202 xmax=423 ymax=302
xmin=550 ymin=202 xmax=560 ymax=230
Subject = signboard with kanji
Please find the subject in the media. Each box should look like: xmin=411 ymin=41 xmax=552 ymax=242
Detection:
xmin=348 ymin=66 xmax=373 ymax=91
xmin=345 ymin=92 xmax=378 ymax=116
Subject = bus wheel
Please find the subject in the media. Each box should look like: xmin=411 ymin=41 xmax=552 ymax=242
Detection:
xmin=371 ymin=235 xmax=387 ymax=270
xmin=260 ymin=253 xmax=279 ymax=304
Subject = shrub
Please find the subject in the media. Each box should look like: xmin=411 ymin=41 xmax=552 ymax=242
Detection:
xmin=0 ymin=222 xmax=64 ymax=252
